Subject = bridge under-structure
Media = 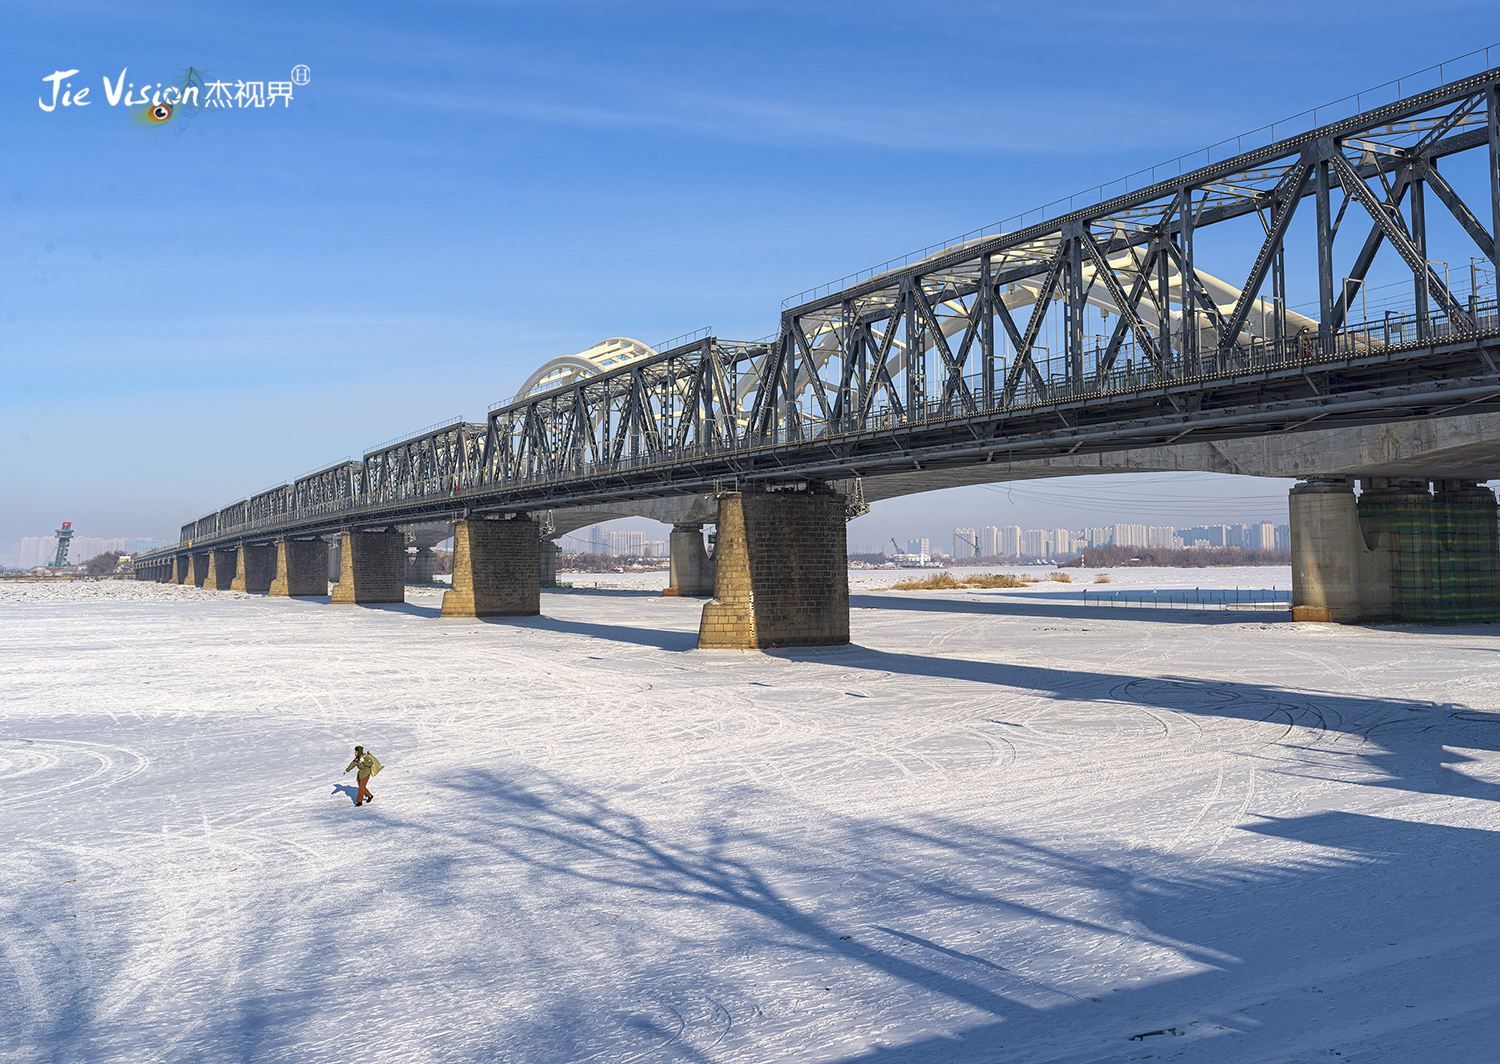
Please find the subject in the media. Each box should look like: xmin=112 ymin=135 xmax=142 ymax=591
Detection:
xmin=135 ymin=66 xmax=1500 ymax=640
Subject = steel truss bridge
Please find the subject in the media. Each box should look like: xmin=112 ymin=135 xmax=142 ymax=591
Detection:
xmin=147 ymin=68 xmax=1500 ymax=561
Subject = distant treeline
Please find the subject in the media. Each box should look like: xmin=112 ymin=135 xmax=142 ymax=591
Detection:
xmin=1068 ymin=545 xmax=1291 ymax=568
xmin=558 ymin=551 xmax=667 ymax=570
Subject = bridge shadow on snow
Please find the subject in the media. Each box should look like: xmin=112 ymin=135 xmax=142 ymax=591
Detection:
xmin=852 ymin=591 xmax=1289 ymax=626
xmin=479 ymin=614 xmax=699 ymax=652
xmin=319 ymin=770 xmax=1500 ymax=1063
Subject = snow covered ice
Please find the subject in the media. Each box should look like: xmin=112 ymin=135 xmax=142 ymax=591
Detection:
xmin=3 ymin=572 xmax=1498 ymax=1062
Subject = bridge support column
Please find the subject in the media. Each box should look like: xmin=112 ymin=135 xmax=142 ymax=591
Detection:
xmin=171 ymin=555 xmax=188 ymax=584
xmin=231 ymin=544 xmax=275 ymax=593
xmin=441 ymin=517 xmax=540 ymax=618
xmin=186 ymin=553 xmax=210 ymax=588
xmin=540 ymin=540 xmax=562 ymax=587
xmin=408 ymin=547 xmax=437 ymax=585
xmin=697 ymin=489 xmax=848 ymax=649
xmin=269 ymin=539 xmax=329 ymax=597
xmin=203 ymin=549 xmax=237 ymax=591
xmin=1432 ymin=480 xmax=1500 ymax=622
xmin=664 ymin=524 xmax=713 ymax=597
xmin=330 ymin=531 xmax=407 ymax=605
xmin=1290 ymin=478 xmax=1371 ymax=623
xmin=1355 ymin=479 xmax=1433 ymax=623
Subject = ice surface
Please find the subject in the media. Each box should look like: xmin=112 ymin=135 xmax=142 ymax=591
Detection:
xmin=2 ymin=575 xmax=1497 ymax=1062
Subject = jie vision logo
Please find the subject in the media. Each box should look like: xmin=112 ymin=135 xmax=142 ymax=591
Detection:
xmin=38 ymin=66 xmax=308 ymax=129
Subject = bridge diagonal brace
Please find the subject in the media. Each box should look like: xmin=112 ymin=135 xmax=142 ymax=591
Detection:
xmin=1328 ymin=152 xmax=1474 ymax=329
xmin=674 ymin=359 xmax=705 ymax=451
xmin=1331 ymin=164 xmax=1411 ymax=332
xmin=1220 ymin=161 xmax=1311 ymax=348
xmin=1001 ymin=247 xmax=1066 ymax=407
xmin=791 ymin=320 xmax=835 ymax=426
xmin=1415 ymin=156 xmax=1495 ymax=260
xmin=1081 ymin=229 xmax=1161 ymax=376
xmin=748 ymin=334 xmax=788 ymax=440
xmin=912 ymin=284 xmax=976 ymax=414
xmin=634 ymin=367 xmax=665 ymax=459
xmin=1163 ymin=237 xmax=1231 ymax=337
xmin=945 ymin=294 xmax=985 ymax=410
xmin=830 ymin=317 xmax=862 ymax=425
xmin=859 ymin=310 xmax=906 ymax=423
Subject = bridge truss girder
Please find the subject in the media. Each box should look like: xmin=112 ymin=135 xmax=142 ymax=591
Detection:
xmin=147 ymin=70 xmax=1500 ymax=561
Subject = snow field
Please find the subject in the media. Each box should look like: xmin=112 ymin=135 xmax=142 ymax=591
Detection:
xmin=2 ymin=577 xmax=1498 ymax=1062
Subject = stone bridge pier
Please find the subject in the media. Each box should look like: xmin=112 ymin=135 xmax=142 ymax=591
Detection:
xmin=230 ymin=544 xmax=275 ymax=593
xmin=203 ymin=549 xmax=238 ymax=591
xmin=1291 ymin=477 xmax=1500 ymax=623
xmin=441 ymin=516 xmax=541 ymax=618
xmin=269 ymin=539 xmax=329 ymax=597
xmin=698 ymin=488 xmax=850 ymax=649
xmin=330 ymin=530 xmax=407 ymax=605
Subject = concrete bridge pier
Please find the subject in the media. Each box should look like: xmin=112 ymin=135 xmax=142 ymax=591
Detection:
xmin=269 ymin=539 xmax=329 ymax=597
xmin=697 ymin=488 xmax=849 ymax=649
xmin=231 ymin=544 xmax=275 ymax=593
xmin=1431 ymin=480 xmax=1500 ymax=622
xmin=203 ymin=549 xmax=237 ymax=591
xmin=441 ymin=516 xmax=540 ymax=618
xmin=331 ymin=531 xmax=407 ymax=605
xmin=664 ymin=524 xmax=714 ymax=597
xmin=540 ymin=539 xmax=562 ymax=587
xmin=408 ymin=546 xmax=437 ymax=584
xmin=1292 ymin=477 xmax=1500 ymax=623
xmin=170 ymin=556 xmax=188 ymax=584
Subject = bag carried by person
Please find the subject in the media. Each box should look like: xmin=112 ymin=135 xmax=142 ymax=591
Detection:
xmin=368 ymin=753 xmax=384 ymax=777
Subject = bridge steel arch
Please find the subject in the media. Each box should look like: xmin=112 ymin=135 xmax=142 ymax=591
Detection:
xmin=136 ymin=68 xmax=1500 ymax=639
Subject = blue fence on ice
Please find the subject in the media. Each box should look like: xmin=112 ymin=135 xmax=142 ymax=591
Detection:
xmin=1081 ymin=587 xmax=1291 ymax=611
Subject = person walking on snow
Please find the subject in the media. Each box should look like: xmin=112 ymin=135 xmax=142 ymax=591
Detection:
xmin=343 ymin=745 xmax=383 ymax=806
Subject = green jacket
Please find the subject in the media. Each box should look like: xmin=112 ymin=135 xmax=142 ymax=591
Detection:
xmin=344 ymin=752 xmax=383 ymax=779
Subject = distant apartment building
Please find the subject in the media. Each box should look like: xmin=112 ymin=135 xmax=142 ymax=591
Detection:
xmin=979 ymin=526 xmax=1001 ymax=556
xmin=608 ymin=530 xmax=646 ymax=556
xmin=1146 ymin=526 xmax=1178 ymax=548
xmin=1021 ymin=528 xmax=1049 ymax=558
xmin=1001 ymin=525 xmax=1022 ymax=557
xmin=907 ymin=538 xmax=930 ymax=558
xmin=1111 ymin=523 xmax=1149 ymax=549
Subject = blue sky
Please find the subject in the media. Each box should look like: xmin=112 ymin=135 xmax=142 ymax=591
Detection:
xmin=3 ymin=1 xmax=1497 ymax=547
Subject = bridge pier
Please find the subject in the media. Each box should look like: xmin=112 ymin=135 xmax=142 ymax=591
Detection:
xmin=441 ymin=517 xmax=540 ymax=618
xmin=408 ymin=546 xmax=437 ymax=584
xmin=269 ymin=539 xmax=329 ymax=597
xmin=186 ymin=553 xmax=210 ymax=588
xmin=203 ymin=549 xmax=237 ymax=591
xmin=664 ymin=524 xmax=714 ymax=597
xmin=540 ymin=539 xmax=562 ymax=587
xmin=330 ymin=531 xmax=407 ymax=605
xmin=170 ymin=556 xmax=188 ymax=584
xmin=230 ymin=544 xmax=275 ymax=593
xmin=697 ymin=489 xmax=848 ymax=649
xmin=1292 ymin=477 xmax=1500 ymax=623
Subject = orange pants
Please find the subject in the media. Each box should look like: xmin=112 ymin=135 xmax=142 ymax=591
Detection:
xmin=357 ymin=775 xmax=373 ymax=803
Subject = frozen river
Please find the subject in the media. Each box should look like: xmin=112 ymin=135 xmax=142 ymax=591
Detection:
xmin=2 ymin=570 xmax=1497 ymax=1062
